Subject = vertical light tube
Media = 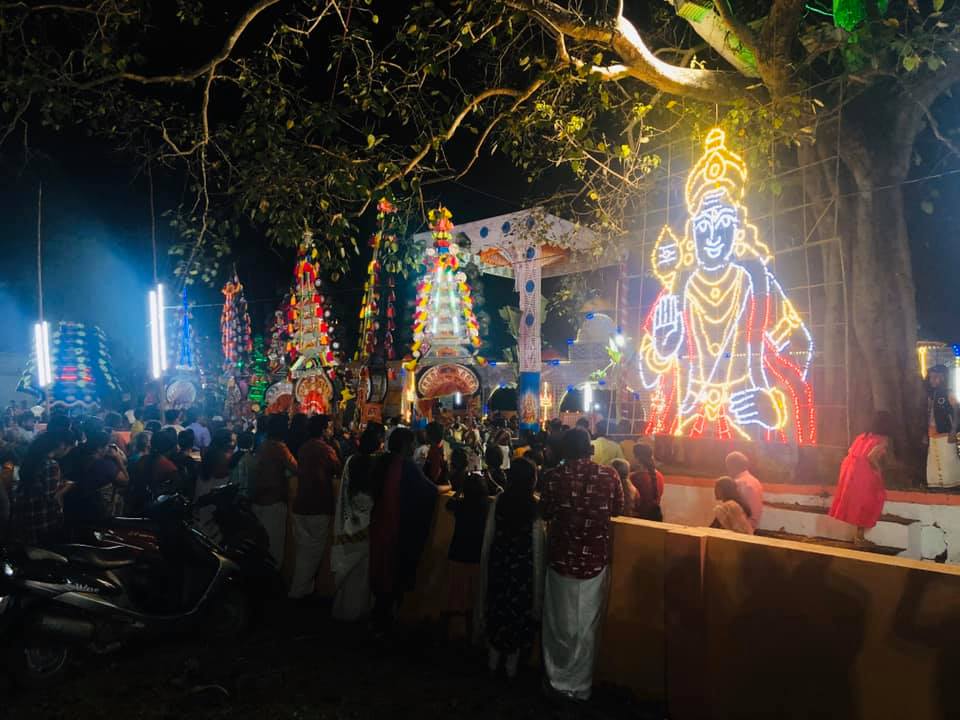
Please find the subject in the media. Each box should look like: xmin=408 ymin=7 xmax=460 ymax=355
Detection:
xmin=41 ymin=321 xmax=52 ymax=386
xmin=33 ymin=322 xmax=49 ymax=388
xmin=149 ymin=289 xmax=161 ymax=380
xmin=156 ymin=283 xmax=168 ymax=371
xmin=583 ymin=382 xmax=593 ymax=413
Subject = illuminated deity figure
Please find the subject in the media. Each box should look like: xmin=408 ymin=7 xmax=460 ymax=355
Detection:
xmin=639 ymin=129 xmax=816 ymax=443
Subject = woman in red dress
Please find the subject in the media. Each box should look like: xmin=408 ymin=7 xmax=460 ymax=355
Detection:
xmin=829 ymin=411 xmax=894 ymax=543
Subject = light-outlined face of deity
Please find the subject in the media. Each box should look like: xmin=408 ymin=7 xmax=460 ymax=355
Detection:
xmin=692 ymin=190 xmax=739 ymax=272
xmin=639 ymin=128 xmax=817 ymax=445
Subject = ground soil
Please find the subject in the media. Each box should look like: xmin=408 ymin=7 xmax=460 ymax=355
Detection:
xmin=3 ymin=602 xmax=661 ymax=720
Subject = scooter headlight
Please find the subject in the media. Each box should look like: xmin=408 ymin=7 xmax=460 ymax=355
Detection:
xmin=1 ymin=561 xmax=14 ymax=578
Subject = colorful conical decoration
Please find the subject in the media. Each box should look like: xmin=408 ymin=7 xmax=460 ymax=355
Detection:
xmin=18 ymin=322 xmax=121 ymax=408
xmin=289 ymin=228 xmax=340 ymax=374
xmin=407 ymin=206 xmax=482 ymax=371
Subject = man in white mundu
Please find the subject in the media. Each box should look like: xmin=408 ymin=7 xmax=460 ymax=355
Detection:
xmin=925 ymin=365 xmax=960 ymax=488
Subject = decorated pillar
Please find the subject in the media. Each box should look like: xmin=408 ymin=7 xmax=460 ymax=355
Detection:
xmin=220 ymin=273 xmax=253 ymax=374
xmin=515 ymin=244 xmax=543 ymax=431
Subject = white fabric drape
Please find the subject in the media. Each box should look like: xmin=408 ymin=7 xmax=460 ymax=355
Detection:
xmin=330 ymin=455 xmax=374 ymax=620
xmin=927 ymin=435 xmax=960 ymax=488
xmin=288 ymin=514 xmax=331 ymax=599
xmin=542 ymin=566 xmax=610 ymax=701
xmin=252 ymin=502 xmax=287 ymax=566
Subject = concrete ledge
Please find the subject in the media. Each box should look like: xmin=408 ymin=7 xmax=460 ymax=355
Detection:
xmin=391 ymin=494 xmax=960 ymax=717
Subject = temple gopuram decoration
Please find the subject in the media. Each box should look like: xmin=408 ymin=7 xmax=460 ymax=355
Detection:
xmin=407 ymin=206 xmax=482 ymax=370
xmin=18 ymin=322 xmax=121 ymax=408
xmin=402 ymin=206 xmax=484 ymax=420
xmin=638 ymin=128 xmax=815 ymax=444
xmin=286 ymin=228 xmax=339 ymax=414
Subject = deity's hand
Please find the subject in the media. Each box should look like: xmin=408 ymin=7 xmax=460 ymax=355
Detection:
xmin=728 ymin=387 xmax=787 ymax=431
xmin=652 ymin=294 xmax=684 ymax=360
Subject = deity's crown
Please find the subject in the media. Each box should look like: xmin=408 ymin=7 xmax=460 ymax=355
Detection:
xmin=685 ymin=128 xmax=747 ymax=214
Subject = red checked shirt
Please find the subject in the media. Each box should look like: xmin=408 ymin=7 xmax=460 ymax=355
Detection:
xmin=541 ymin=458 xmax=624 ymax=579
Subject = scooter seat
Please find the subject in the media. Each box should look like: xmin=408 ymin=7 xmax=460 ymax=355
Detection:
xmin=107 ymin=517 xmax=160 ymax=532
xmin=55 ymin=544 xmax=138 ymax=570
xmin=23 ymin=547 xmax=69 ymax=564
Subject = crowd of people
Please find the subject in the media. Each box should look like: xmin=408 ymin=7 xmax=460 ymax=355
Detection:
xmin=0 ymin=401 xmax=775 ymax=702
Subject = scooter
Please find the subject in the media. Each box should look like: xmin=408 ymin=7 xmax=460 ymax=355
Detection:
xmin=0 ymin=489 xmax=276 ymax=687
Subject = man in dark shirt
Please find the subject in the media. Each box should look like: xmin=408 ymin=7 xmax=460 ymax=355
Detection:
xmin=540 ymin=428 xmax=623 ymax=701
xmin=171 ymin=429 xmax=200 ymax=499
xmin=289 ymin=415 xmax=341 ymax=600
xmin=64 ymin=429 xmax=128 ymax=533
xmin=128 ymin=427 xmax=181 ymax=514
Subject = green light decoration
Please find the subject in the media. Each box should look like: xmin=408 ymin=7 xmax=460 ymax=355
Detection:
xmin=247 ymin=335 xmax=269 ymax=409
xmin=831 ymin=0 xmax=889 ymax=31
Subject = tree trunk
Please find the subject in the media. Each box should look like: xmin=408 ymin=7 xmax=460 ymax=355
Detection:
xmin=820 ymin=87 xmax=929 ymax=483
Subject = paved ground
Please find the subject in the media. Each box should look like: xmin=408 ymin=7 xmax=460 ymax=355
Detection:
xmin=4 ymin=603 xmax=661 ymax=720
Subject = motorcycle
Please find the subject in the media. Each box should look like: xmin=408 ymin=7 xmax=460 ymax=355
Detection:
xmin=0 ymin=486 xmax=281 ymax=688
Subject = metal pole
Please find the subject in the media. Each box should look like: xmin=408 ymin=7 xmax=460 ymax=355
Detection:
xmin=148 ymin=160 xmax=157 ymax=285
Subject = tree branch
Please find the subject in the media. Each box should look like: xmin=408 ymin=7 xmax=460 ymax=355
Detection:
xmin=0 ymin=2 xmax=101 ymax=14
xmin=77 ymin=0 xmax=283 ymax=89
xmin=920 ymin=104 xmax=960 ymax=160
xmin=759 ymin=0 xmax=805 ymax=62
xmin=371 ymin=85 xmax=536 ymax=202
xmin=711 ymin=0 xmax=761 ymax=60
xmin=456 ymin=77 xmax=546 ymax=180
xmin=504 ymin=0 xmax=748 ymax=102
xmin=0 ymin=91 xmax=31 ymax=148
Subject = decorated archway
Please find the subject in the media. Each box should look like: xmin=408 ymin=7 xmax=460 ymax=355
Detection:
xmin=416 ymin=362 xmax=480 ymax=399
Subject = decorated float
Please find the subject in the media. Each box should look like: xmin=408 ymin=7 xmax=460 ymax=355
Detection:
xmin=18 ymin=321 xmax=122 ymax=408
xmin=403 ymin=206 xmax=485 ymax=423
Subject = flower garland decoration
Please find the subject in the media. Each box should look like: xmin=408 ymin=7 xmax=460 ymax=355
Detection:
xmin=357 ymin=197 xmax=399 ymax=363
